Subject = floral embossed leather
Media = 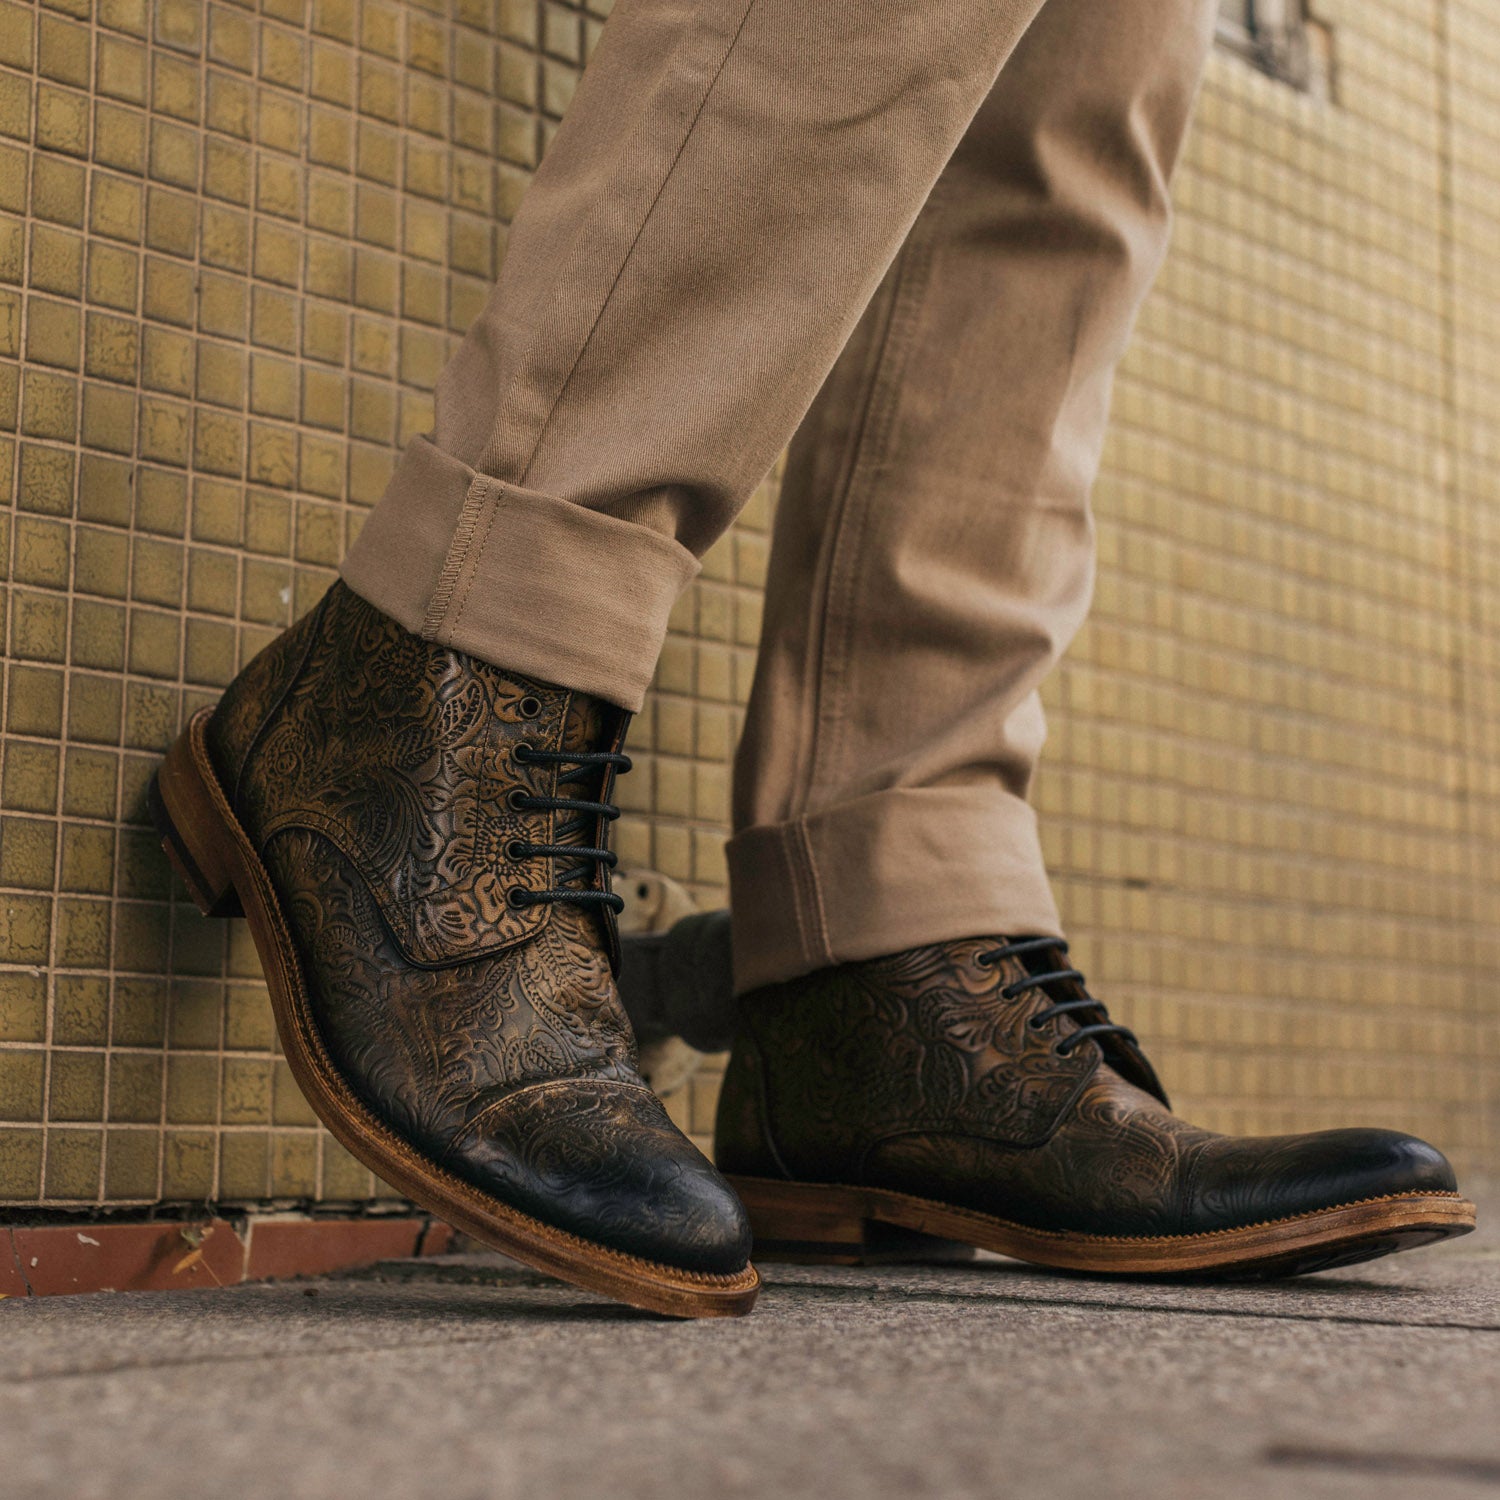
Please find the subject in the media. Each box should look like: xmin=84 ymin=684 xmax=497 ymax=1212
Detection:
xmin=717 ymin=936 xmax=1472 ymax=1275
xmin=179 ymin=581 xmax=753 ymax=1303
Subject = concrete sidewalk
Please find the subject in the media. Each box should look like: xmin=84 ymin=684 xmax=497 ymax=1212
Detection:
xmin=5 ymin=1212 xmax=1497 ymax=1500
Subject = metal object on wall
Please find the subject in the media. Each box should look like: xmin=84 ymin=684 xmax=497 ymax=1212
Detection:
xmin=615 ymin=871 xmax=736 ymax=1094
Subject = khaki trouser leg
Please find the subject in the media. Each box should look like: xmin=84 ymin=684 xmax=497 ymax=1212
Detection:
xmin=727 ymin=0 xmax=1219 ymax=992
xmin=342 ymin=0 xmax=1051 ymax=711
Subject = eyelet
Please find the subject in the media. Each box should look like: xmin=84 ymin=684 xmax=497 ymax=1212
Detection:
xmin=507 ymin=788 xmax=530 ymax=812
xmin=518 ymin=695 xmax=543 ymax=719
xmin=999 ymin=983 xmax=1019 ymax=1000
xmin=505 ymin=886 xmax=531 ymax=910
xmin=1027 ymin=1015 xmax=1045 ymax=1031
xmin=512 ymin=740 xmax=534 ymax=763
xmin=1053 ymin=1040 xmax=1072 ymax=1057
xmin=974 ymin=953 xmax=992 ymax=970
xmin=505 ymin=840 xmax=528 ymax=861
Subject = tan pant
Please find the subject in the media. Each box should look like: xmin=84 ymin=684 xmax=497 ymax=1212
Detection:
xmin=341 ymin=0 xmax=1218 ymax=993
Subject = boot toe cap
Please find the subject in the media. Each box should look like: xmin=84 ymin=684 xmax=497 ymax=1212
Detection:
xmin=443 ymin=1080 xmax=752 ymax=1277
xmin=1187 ymin=1127 xmax=1459 ymax=1233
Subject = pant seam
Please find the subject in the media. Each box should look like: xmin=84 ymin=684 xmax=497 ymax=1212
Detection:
xmin=441 ymin=483 xmax=508 ymax=645
xmin=783 ymin=278 xmax=900 ymax=821
xmin=789 ymin=818 xmax=833 ymax=972
xmin=775 ymin=821 xmax=814 ymax=976
xmin=807 ymin=178 xmax=952 ymax=804
xmin=504 ymin=0 xmax=762 ymax=490
xmin=435 ymin=2 xmax=760 ymax=644
xmin=447 ymin=485 xmax=511 ymax=642
xmin=422 ymin=475 xmax=495 ymax=641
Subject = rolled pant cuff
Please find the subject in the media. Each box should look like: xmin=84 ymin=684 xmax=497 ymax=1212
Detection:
xmin=726 ymin=786 xmax=1063 ymax=994
xmin=340 ymin=437 xmax=701 ymax=711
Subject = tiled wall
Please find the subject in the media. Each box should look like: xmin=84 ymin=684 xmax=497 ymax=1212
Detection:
xmin=1042 ymin=0 xmax=1499 ymax=1168
xmin=0 ymin=0 xmax=1495 ymax=1209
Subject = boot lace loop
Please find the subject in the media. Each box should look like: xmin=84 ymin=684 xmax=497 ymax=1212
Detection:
xmin=506 ymin=742 xmax=631 ymax=913
xmin=976 ymin=936 xmax=1138 ymax=1057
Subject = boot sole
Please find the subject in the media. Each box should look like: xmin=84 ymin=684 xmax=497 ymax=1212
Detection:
xmin=151 ymin=709 xmax=760 ymax=1319
xmin=729 ymin=1175 xmax=1476 ymax=1279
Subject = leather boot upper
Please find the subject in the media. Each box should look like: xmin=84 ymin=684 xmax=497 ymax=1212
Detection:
xmin=208 ymin=581 xmax=750 ymax=1275
xmin=716 ymin=935 xmax=1457 ymax=1238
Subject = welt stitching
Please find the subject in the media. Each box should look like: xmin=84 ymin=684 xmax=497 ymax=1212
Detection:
xmin=826 ymin=1184 xmax=1470 ymax=1247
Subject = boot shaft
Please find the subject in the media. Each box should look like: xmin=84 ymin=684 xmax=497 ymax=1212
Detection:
xmin=206 ymin=580 xmax=629 ymax=969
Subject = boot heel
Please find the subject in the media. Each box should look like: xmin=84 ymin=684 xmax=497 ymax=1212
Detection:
xmin=149 ymin=712 xmax=244 ymax=919
xmin=729 ymin=1177 xmax=874 ymax=1264
xmin=729 ymin=1176 xmax=980 ymax=1266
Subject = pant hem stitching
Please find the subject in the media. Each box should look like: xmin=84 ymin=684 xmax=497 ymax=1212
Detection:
xmin=423 ymin=476 xmax=494 ymax=641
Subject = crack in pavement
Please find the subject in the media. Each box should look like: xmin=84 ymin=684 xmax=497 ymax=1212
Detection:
xmin=360 ymin=1262 xmax=1500 ymax=1333
xmin=1265 ymin=1444 xmax=1500 ymax=1483
xmin=764 ymin=1277 xmax=1500 ymax=1332
xmin=2 ymin=1275 xmax=1496 ymax=1384
xmin=6 ymin=1227 xmax=36 ymax=1297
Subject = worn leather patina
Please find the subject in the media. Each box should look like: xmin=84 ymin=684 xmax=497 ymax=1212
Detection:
xmin=206 ymin=581 xmax=751 ymax=1275
xmin=717 ymin=936 xmax=1458 ymax=1238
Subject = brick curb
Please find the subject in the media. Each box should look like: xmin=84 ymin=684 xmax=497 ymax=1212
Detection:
xmin=0 ymin=1215 xmax=454 ymax=1297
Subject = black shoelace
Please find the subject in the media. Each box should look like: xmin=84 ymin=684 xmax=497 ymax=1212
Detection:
xmin=504 ymin=741 xmax=631 ymax=912
xmin=976 ymin=936 xmax=1137 ymax=1057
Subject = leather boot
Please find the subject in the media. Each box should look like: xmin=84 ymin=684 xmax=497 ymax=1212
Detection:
xmin=716 ymin=936 xmax=1475 ymax=1277
xmin=151 ymin=582 xmax=757 ymax=1317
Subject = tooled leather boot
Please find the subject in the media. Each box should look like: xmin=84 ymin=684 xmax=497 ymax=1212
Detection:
xmin=716 ymin=935 xmax=1475 ymax=1277
xmin=151 ymin=582 xmax=757 ymax=1317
